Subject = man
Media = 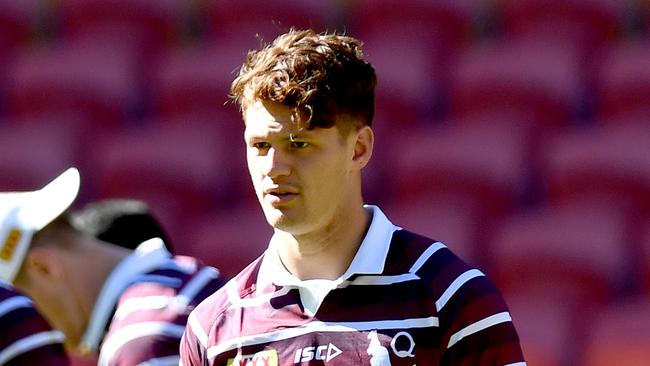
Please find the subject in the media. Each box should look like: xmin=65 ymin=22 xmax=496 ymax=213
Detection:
xmin=0 ymin=168 xmax=225 ymax=366
xmin=0 ymin=282 xmax=69 ymax=365
xmin=70 ymin=198 xmax=174 ymax=253
xmin=180 ymin=29 xmax=525 ymax=365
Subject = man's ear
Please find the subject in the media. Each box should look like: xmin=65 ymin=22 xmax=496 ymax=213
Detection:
xmin=352 ymin=126 xmax=374 ymax=169
xmin=22 ymin=247 xmax=66 ymax=281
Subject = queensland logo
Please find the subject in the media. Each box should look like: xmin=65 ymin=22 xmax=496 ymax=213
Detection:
xmin=367 ymin=330 xmax=392 ymax=366
xmin=227 ymin=349 xmax=278 ymax=366
xmin=294 ymin=343 xmax=342 ymax=363
xmin=0 ymin=229 xmax=22 ymax=261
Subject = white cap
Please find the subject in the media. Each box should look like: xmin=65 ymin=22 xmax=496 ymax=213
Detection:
xmin=0 ymin=168 xmax=80 ymax=283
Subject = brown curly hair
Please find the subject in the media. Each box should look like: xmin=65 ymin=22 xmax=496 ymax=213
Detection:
xmin=230 ymin=28 xmax=377 ymax=133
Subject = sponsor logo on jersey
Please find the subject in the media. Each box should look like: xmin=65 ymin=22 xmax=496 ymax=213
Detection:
xmin=0 ymin=228 xmax=21 ymax=260
xmin=227 ymin=349 xmax=278 ymax=366
xmin=294 ymin=343 xmax=342 ymax=363
xmin=367 ymin=330 xmax=392 ymax=366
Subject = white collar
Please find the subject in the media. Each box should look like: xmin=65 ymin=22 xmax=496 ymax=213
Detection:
xmin=79 ymin=238 xmax=172 ymax=354
xmin=256 ymin=205 xmax=398 ymax=313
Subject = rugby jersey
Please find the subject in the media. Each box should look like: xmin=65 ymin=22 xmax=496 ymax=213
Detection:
xmin=79 ymin=238 xmax=224 ymax=366
xmin=180 ymin=205 xmax=525 ymax=366
xmin=0 ymin=283 xmax=69 ymax=366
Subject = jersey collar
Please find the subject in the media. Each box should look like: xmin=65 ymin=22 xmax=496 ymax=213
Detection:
xmin=78 ymin=238 xmax=172 ymax=354
xmin=257 ymin=205 xmax=398 ymax=290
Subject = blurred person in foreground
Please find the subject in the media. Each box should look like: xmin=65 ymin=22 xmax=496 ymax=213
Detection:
xmin=0 ymin=168 xmax=225 ymax=366
xmin=180 ymin=28 xmax=525 ymax=366
xmin=0 ymin=281 xmax=70 ymax=365
xmin=70 ymin=198 xmax=174 ymax=253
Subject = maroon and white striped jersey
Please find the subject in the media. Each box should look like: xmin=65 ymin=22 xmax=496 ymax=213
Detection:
xmin=79 ymin=238 xmax=225 ymax=366
xmin=180 ymin=206 xmax=525 ymax=366
xmin=0 ymin=283 xmax=70 ymax=366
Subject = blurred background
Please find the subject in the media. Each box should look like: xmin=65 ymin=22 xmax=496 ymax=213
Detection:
xmin=0 ymin=0 xmax=649 ymax=364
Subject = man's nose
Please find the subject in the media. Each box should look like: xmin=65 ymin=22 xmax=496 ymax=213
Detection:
xmin=263 ymin=147 xmax=290 ymax=178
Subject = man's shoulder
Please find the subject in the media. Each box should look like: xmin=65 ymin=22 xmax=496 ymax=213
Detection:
xmin=188 ymin=255 xmax=265 ymax=332
xmin=385 ymin=228 xmax=493 ymax=292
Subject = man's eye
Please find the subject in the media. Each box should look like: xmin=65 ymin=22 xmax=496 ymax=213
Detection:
xmin=290 ymin=141 xmax=310 ymax=149
xmin=253 ymin=142 xmax=271 ymax=149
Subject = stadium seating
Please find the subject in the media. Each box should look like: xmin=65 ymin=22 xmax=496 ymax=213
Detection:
xmin=449 ymin=39 xmax=584 ymax=128
xmin=205 ymin=0 xmax=334 ymax=44
xmin=499 ymin=0 xmax=625 ymax=51
xmin=149 ymin=41 xmax=245 ymax=134
xmin=595 ymin=41 xmax=650 ymax=119
xmin=383 ymin=194 xmax=483 ymax=267
xmin=581 ymin=298 xmax=650 ymax=366
xmin=0 ymin=0 xmax=42 ymax=58
xmin=640 ymin=220 xmax=650 ymax=294
xmin=182 ymin=201 xmax=273 ymax=279
xmin=352 ymin=0 xmax=480 ymax=52
xmin=391 ymin=121 xmax=532 ymax=218
xmin=362 ymin=31 xmax=446 ymax=126
xmin=89 ymin=121 xmax=238 ymax=245
xmin=504 ymin=288 xmax=575 ymax=366
xmin=4 ymin=40 xmax=141 ymax=128
xmin=57 ymin=0 xmax=187 ymax=53
xmin=489 ymin=200 xmax=633 ymax=308
xmin=541 ymin=122 xmax=650 ymax=216
xmin=0 ymin=122 xmax=80 ymax=192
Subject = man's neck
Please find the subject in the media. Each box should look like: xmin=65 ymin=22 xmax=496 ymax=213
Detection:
xmin=273 ymin=205 xmax=372 ymax=281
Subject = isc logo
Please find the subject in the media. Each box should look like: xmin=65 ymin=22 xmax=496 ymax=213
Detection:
xmin=294 ymin=343 xmax=342 ymax=363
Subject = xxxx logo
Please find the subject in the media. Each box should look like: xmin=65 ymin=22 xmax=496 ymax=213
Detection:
xmin=227 ymin=349 xmax=278 ymax=366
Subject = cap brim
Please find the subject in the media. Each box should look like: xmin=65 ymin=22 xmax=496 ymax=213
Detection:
xmin=18 ymin=167 xmax=81 ymax=230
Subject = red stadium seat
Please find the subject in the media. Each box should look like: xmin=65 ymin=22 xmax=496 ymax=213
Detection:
xmin=0 ymin=0 xmax=41 ymax=57
xmin=391 ymin=122 xmax=532 ymax=218
xmin=205 ymin=0 xmax=334 ymax=44
xmin=90 ymin=121 xmax=239 ymax=246
xmin=352 ymin=0 xmax=480 ymax=52
xmin=449 ymin=39 xmax=583 ymax=128
xmin=504 ymin=288 xmax=574 ymax=366
xmin=0 ymin=123 xmax=80 ymax=192
xmin=150 ymin=41 xmax=245 ymax=135
xmin=58 ymin=0 xmax=187 ymax=53
xmin=582 ymin=298 xmax=650 ymax=366
xmin=182 ymin=202 xmax=273 ymax=279
xmin=596 ymin=41 xmax=650 ymax=119
xmin=383 ymin=194 xmax=483 ymax=267
xmin=489 ymin=201 xmax=633 ymax=308
xmin=541 ymin=122 xmax=650 ymax=216
xmin=640 ymin=220 xmax=650 ymax=294
xmin=5 ymin=40 xmax=141 ymax=128
xmin=500 ymin=0 xmax=625 ymax=52
xmin=362 ymin=31 xmax=446 ymax=126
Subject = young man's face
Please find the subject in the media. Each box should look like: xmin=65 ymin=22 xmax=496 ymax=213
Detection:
xmin=244 ymin=100 xmax=359 ymax=236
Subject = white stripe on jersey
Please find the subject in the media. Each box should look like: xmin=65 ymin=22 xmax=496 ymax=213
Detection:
xmin=344 ymin=272 xmax=420 ymax=286
xmin=0 ymin=330 xmax=65 ymax=365
xmin=135 ymin=355 xmax=180 ymax=366
xmin=409 ymin=242 xmax=447 ymax=273
xmin=206 ymin=316 xmax=439 ymax=360
xmin=227 ymin=272 xmax=293 ymax=311
xmin=0 ymin=295 xmax=32 ymax=317
xmin=174 ymin=267 xmax=220 ymax=310
xmin=447 ymin=312 xmax=512 ymax=349
xmin=98 ymin=322 xmax=185 ymax=366
xmin=113 ymin=296 xmax=172 ymax=320
xmin=187 ymin=312 xmax=209 ymax=349
xmin=504 ymin=363 xmax=527 ymax=366
xmin=435 ymin=269 xmax=485 ymax=311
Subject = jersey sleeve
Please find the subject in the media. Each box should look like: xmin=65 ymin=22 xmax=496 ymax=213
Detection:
xmin=179 ymin=312 xmax=208 ymax=366
xmin=0 ymin=293 xmax=70 ymax=366
xmin=436 ymin=274 xmax=525 ymax=365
